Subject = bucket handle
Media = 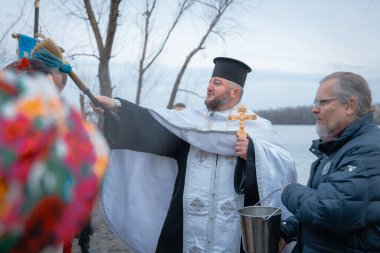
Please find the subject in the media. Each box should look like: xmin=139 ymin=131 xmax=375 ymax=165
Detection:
xmin=253 ymin=188 xmax=283 ymax=207
xmin=254 ymin=188 xmax=284 ymax=221
xmin=264 ymin=204 xmax=284 ymax=221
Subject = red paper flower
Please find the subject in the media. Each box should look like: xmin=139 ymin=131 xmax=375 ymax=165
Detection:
xmin=2 ymin=115 xmax=57 ymax=183
xmin=0 ymin=114 xmax=31 ymax=145
xmin=63 ymin=110 xmax=96 ymax=175
xmin=11 ymin=196 xmax=65 ymax=253
xmin=54 ymin=176 xmax=98 ymax=242
xmin=0 ymin=81 xmax=18 ymax=96
xmin=15 ymin=57 xmax=33 ymax=73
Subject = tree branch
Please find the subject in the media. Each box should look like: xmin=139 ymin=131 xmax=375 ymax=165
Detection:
xmin=144 ymin=0 xmax=196 ymax=71
xmin=177 ymin=88 xmax=205 ymax=99
xmin=104 ymin=0 xmax=122 ymax=59
xmin=167 ymin=0 xmax=235 ymax=108
xmin=83 ymin=0 xmax=105 ymax=55
xmin=69 ymin=53 xmax=100 ymax=60
xmin=0 ymin=0 xmax=27 ymax=43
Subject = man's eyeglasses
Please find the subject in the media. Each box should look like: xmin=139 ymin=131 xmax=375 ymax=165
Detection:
xmin=312 ymin=97 xmax=340 ymax=107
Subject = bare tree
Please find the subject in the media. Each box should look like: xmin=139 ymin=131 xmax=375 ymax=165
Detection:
xmin=135 ymin=0 xmax=196 ymax=105
xmin=57 ymin=0 xmax=123 ymax=98
xmin=0 ymin=0 xmax=28 ymax=65
xmin=83 ymin=0 xmax=122 ymax=98
xmin=0 ymin=1 xmax=27 ymax=44
xmin=50 ymin=0 xmax=243 ymax=110
xmin=167 ymin=0 xmax=235 ymax=109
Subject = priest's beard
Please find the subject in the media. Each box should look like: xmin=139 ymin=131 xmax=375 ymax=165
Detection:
xmin=204 ymin=91 xmax=232 ymax=111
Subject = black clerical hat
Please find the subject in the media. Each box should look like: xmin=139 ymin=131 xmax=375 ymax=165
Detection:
xmin=211 ymin=57 xmax=252 ymax=87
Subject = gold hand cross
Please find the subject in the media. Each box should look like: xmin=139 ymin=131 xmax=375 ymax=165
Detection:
xmin=228 ymin=105 xmax=256 ymax=138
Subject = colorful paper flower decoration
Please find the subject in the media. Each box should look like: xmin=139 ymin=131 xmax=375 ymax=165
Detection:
xmin=0 ymin=71 xmax=109 ymax=253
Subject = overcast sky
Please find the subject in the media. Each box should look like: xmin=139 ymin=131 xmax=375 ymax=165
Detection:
xmin=1 ymin=0 xmax=379 ymax=110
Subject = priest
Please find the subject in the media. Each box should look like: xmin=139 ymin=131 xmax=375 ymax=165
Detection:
xmin=91 ymin=57 xmax=297 ymax=253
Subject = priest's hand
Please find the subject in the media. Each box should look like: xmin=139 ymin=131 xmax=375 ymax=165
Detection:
xmin=235 ymin=135 xmax=248 ymax=160
xmin=90 ymin=95 xmax=117 ymax=115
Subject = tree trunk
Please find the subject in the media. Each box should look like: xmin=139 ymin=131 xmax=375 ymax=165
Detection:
xmin=135 ymin=69 xmax=144 ymax=105
xmin=167 ymin=51 xmax=196 ymax=108
xmin=83 ymin=0 xmax=122 ymax=98
xmin=98 ymin=58 xmax=112 ymax=97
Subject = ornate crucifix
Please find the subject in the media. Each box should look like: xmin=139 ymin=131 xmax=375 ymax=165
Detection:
xmin=228 ymin=105 xmax=256 ymax=138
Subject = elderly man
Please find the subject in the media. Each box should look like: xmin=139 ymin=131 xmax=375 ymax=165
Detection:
xmin=92 ymin=57 xmax=296 ymax=253
xmin=281 ymin=72 xmax=380 ymax=252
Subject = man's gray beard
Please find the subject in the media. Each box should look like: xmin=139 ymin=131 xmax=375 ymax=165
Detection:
xmin=316 ymin=124 xmax=330 ymax=140
xmin=204 ymin=93 xmax=231 ymax=111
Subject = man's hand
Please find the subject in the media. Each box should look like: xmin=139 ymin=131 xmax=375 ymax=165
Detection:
xmin=235 ymin=135 xmax=248 ymax=160
xmin=90 ymin=96 xmax=117 ymax=115
xmin=278 ymin=238 xmax=287 ymax=252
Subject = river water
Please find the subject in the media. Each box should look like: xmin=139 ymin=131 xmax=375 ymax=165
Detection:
xmin=273 ymin=125 xmax=318 ymax=185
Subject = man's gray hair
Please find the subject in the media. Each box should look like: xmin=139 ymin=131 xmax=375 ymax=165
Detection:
xmin=228 ymin=81 xmax=244 ymax=102
xmin=320 ymin=72 xmax=373 ymax=116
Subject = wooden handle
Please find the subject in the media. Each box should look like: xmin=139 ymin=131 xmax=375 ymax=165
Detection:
xmin=12 ymin=33 xmax=20 ymax=39
xmin=68 ymin=71 xmax=117 ymax=120
xmin=68 ymin=71 xmax=103 ymax=108
xmin=68 ymin=71 xmax=88 ymax=91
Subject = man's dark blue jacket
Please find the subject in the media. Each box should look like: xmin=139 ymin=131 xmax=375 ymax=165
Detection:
xmin=281 ymin=113 xmax=380 ymax=253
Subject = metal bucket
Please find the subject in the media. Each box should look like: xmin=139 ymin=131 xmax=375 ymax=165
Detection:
xmin=239 ymin=206 xmax=282 ymax=253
